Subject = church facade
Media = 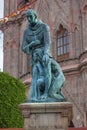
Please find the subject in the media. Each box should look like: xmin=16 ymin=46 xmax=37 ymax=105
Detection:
xmin=1 ymin=0 xmax=87 ymax=127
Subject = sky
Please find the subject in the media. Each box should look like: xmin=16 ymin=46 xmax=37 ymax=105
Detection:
xmin=0 ymin=0 xmax=4 ymax=71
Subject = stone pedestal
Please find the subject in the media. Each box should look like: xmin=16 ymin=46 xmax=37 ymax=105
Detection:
xmin=19 ymin=102 xmax=73 ymax=130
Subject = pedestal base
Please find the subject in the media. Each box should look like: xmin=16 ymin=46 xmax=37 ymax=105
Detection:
xmin=19 ymin=102 xmax=73 ymax=130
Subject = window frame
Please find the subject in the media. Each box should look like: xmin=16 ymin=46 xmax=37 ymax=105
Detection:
xmin=57 ymin=26 xmax=69 ymax=61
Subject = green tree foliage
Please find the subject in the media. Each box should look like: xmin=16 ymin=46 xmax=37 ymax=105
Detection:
xmin=0 ymin=72 xmax=26 ymax=128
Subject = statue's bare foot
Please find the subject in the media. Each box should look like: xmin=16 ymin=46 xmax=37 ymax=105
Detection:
xmin=40 ymin=94 xmax=48 ymax=100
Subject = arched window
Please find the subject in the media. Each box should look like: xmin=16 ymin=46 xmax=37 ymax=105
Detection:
xmin=57 ymin=25 xmax=69 ymax=61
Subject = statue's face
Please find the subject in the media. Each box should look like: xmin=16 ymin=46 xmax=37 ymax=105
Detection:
xmin=27 ymin=13 xmax=36 ymax=25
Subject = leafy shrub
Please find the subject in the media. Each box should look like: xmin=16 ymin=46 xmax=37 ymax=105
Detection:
xmin=0 ymin=72 xmax=26 ymax=128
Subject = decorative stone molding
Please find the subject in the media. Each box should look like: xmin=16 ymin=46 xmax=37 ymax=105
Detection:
xmin=0 ymin=11 xmax=26 ymax=31
xmin=59 ymin=50 xmax=87 ymax=75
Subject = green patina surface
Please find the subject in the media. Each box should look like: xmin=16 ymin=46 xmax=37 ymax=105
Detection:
xmin=22 ymin=9 xmax=67 ymax=102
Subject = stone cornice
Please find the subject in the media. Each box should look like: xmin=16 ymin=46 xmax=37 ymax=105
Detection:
xmin=0 ymin=11 xmax=26 ymax=31
xmin=62 ymin=50 xmax=87 ymax=75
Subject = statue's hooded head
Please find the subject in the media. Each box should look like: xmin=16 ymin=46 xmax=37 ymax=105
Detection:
xmin=33 ymin=49 xmax=44 ymax=62
xmin=26 ymin=9 xmax=37 ymax=25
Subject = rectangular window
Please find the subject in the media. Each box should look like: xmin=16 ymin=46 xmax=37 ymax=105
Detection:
xmin=57 ymin=27 xmax=69 ymax=61
xmin=58 ymin=37 xmax=62 ymax=46
xmin=58 ymin=47 xmax=63 ymax=55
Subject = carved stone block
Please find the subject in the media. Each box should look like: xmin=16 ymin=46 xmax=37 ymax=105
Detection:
xmin=19 ymin=102 xmax=73 ymax=130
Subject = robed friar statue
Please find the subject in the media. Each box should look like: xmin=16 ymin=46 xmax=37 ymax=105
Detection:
xmin=21 ymin=9 xmax=67 ymax=102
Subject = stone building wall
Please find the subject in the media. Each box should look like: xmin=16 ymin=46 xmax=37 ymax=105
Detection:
xmin=2 ymin=0 xmax=87 ymax=127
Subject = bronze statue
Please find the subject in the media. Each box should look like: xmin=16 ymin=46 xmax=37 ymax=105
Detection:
xmin=22 ymin=9 xmax=66 ymax=102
